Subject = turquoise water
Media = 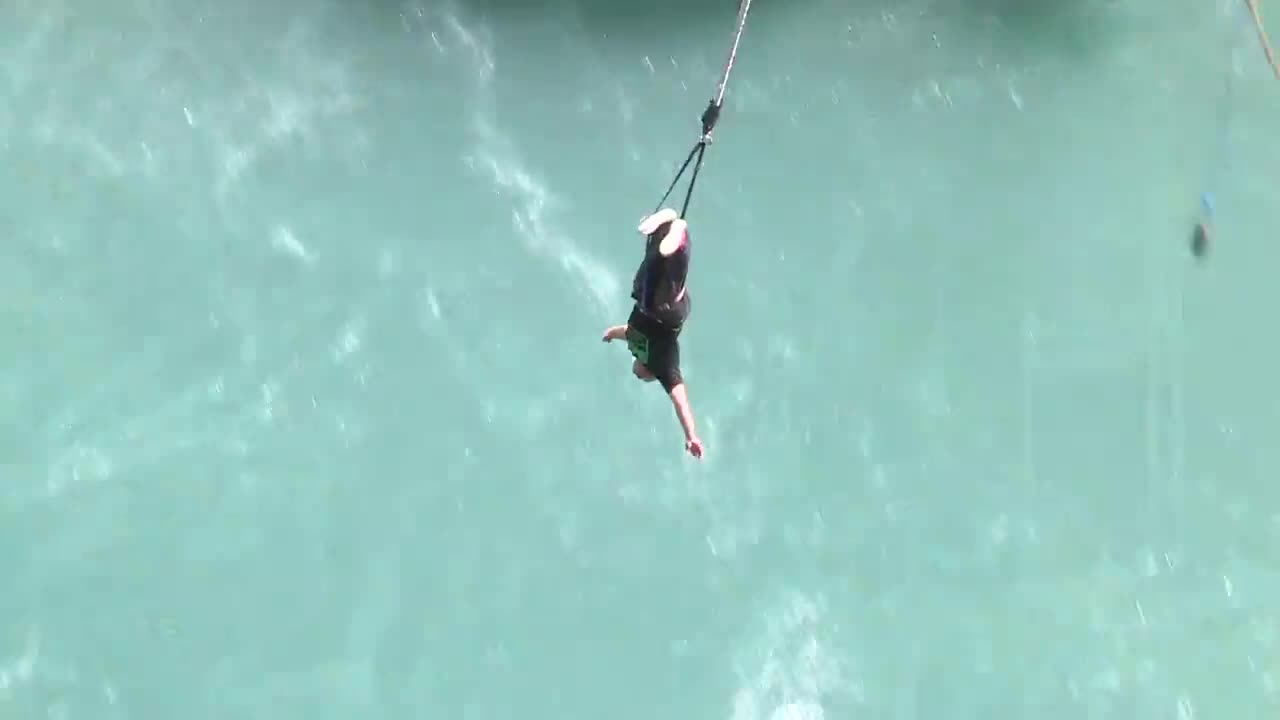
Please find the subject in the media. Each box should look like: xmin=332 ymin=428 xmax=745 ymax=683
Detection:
xmin=4 ymin=0 xmax=1280 ymax=717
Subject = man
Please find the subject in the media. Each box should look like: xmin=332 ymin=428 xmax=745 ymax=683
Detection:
xmin=601 ymin=207 xmax=704 ymax=459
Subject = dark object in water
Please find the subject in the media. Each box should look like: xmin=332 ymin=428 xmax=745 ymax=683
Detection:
xmin=1191 ymin=222 xmax=1209 ymax=260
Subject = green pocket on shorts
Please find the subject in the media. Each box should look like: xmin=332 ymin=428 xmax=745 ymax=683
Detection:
xmin=626 ymin=328 xmax=650 ymax=364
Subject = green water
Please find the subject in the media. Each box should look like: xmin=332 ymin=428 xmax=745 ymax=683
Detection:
xmin=3 ymin=0 xmax=1279 ymax=717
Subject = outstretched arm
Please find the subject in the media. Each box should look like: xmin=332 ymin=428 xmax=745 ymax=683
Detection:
xmin=668 ymin=383 xmax=704 ymax=458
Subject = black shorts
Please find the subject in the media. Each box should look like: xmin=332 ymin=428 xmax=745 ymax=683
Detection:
xmin=625 ymin=305 xmax=683 ymax=392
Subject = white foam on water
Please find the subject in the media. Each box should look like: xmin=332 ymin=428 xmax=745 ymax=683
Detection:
xmin=0 ymin=630 xmax=38 ymax=697
xmin=441 ymin=10 xmax=494 ymax=82
xmin=436 ymin=7 xmax=621 ymax=320
xmin=332 ymin=314 xmax=364 ymax=364
xmin=270 ymin=223 xmax=314 ymax=264
xmin=730 ymin=591 xmax=860 ymax=720
xmin=464 ymin=138 xmax=621 ymax=317
xmin=768 ymin=702 xmax=825 ymax=720
xmin=44 ymin=443 xmax=115 ymax=500
xmin=192 ymin=22 xmax=365 ymax=207
xmin=0 ymin=628 xmax=121 ymax=715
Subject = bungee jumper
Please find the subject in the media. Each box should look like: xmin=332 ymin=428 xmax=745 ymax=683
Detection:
xmin=601 ymin=0 xmax=753 ymax=460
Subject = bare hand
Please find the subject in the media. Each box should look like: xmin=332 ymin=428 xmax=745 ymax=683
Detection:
xmin=601 ymin=325 xmax=626 ymax=343
xmin=685 ymin=436 xmax=704 ymax=459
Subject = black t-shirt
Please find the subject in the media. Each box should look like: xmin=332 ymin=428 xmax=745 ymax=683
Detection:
xmin=631 ymin=221 xmax=690 ymax=328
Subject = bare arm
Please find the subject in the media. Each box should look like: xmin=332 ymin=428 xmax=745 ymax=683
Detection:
xmin=668 ymin=383 xmax=703 ymax=457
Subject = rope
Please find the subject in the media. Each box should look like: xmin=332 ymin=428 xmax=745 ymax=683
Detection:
xmin=1192 ymin=1 xmax=1251 ymax=256
xmin=712 ymin=0 xmax=754 ymax=112
xmin=652 ymin=0 xmax=753 ymax=219
xmin=1245 ymin=0 xmax=1280 ymax=79
xmin=1193 ymin=0 xmax=1278 ymax=257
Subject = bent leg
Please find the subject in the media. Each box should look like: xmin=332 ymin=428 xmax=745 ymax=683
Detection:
xmin=632 ymin=360 xmax=656 ymax=382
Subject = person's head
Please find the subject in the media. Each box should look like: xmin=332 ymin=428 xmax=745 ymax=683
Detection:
xmin=632 ymin=359 xmax=655 ymax=382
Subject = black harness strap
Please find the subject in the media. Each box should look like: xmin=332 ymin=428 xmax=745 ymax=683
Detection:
xmin=652 ymin=0 xmax=752 ymax=219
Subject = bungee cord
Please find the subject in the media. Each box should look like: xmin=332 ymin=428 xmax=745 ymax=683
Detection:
xmin=651 ymin=0 xmax=754 ymax=220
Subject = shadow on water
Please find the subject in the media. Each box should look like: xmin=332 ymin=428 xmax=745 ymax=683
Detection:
xmin=925 ymin=0 xmax=1144 ymax=59
xmin=416 ymin=0 xmax=1129 ymax=58
xmin=452 ymin=0 xmax=748 ymax=20
xmin=394 ymin=0 xmax=780 ymax=36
